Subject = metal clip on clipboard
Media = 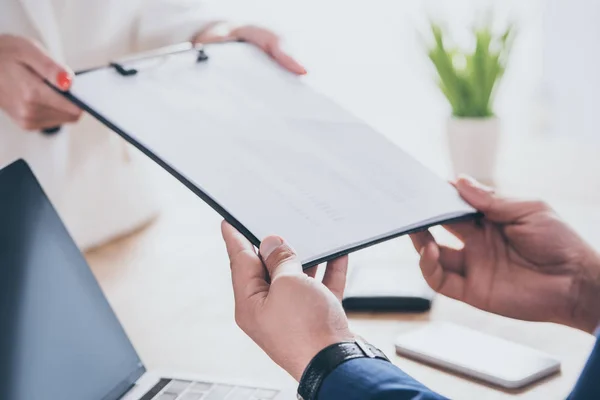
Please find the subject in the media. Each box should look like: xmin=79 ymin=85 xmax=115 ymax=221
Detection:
xmin=108 ymin=42 xmax=209 ymax=77
xmin=42 ymin=42 xmax=209 ymax=135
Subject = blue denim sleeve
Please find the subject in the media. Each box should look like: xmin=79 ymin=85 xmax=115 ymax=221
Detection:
xmin=568 ymin=335 xmax=600 ymax=400
xmin=318 ymin=358 xmax=448 ymax=400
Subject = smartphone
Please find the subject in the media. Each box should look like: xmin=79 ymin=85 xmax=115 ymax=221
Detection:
xmin=342 ymin=261 xmax=434 ymax=312
xmin=394 ymin=322 xmax=561 ymax=389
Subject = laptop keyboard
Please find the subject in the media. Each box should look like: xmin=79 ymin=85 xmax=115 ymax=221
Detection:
xmin=150 ymin=379 xmax=280 ymax=400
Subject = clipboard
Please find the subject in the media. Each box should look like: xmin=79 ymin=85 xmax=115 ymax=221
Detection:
xmin=53 ymin=42 xmax=478 ymax=268
xmin=60 ymin=43 xmax=260 ymax=248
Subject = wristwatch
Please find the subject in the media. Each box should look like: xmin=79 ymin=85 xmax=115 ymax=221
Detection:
xmin=297 ymin=339 xmax=390 ymax=400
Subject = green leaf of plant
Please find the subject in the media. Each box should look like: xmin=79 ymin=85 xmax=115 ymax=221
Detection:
xmin=425 ymin=17 xmax=514 ymax=118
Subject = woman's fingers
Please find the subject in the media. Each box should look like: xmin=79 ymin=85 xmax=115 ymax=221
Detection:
xmin=10 ymin=35 xmax=73 ymax=90
xmin=32 ymin=76 xmax=82 ymax=116
xmin=268 ymin=45 xmax=306 ymax=75
xmin=233 ymin=25 xmax=306 ymax=75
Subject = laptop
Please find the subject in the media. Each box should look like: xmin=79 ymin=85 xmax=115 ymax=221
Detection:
xmin=0 ymin=160 xmax=290 ymax=400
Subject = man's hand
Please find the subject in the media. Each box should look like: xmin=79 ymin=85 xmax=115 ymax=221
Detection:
xmin=221 ymin=221 xmax=353 ymax=381
xmin=193 ymin=23 xmax=306 ymax=75
xmin=0 ymin=35 xmax=82 ymax=131
xmin=411 ymin=176 xmax=600 ymax=334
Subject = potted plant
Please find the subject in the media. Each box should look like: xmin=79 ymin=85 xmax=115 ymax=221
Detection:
xmin=426 ymin=20 xmax=515 ymax=184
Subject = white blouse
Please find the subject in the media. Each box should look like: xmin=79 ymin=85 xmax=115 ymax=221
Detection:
xmin=1 ymin=0 xmax=218 ymax=249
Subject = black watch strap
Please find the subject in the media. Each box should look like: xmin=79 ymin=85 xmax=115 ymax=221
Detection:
xmin=297 ymin=339 xmax=390 ymax=400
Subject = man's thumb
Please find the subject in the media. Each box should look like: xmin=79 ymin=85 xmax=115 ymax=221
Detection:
xmin=259 ymin=236 xmax=302 ymax=280
xmin=455 ymin=175 xmax=549 ymax=223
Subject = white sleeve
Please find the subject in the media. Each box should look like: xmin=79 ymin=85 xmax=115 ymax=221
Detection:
xmin=134 ymin=0 xmax=224 ymax=51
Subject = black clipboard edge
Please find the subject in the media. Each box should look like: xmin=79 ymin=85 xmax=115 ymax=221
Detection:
xmin=53 ymin=86 xmax=261 ymax=250
xmin=49 ymin=80 xmax=481 ymax=269
xmin=302 ymin=212 xmax=481 ymax=269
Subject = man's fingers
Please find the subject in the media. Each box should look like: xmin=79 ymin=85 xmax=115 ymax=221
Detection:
xmin=11 ymin=36 xmax=73 ymax=90
xmin=222 ymin=221 xmax=255 ymax=257
xmin=322 ymin=256 xmax=348 ymax=302
xmin=455 ymin=175 xmax=551 ymax=223
xmin=221 ymin=221 xmax=268 ymax=302
xmin=443 ymin=220 xmax=480 ymax=241
xmin=419 ymin=241 xmax=466 ymax=301
xmin=410 ymin=230 xmax=434 ymax=252
xmin=304 ymin=265 xmax=318 ymax=278
xmin=411 ymin=230 xmax=465 ymax=275
xmin=259 ymin=235 xmax=302 ymax=281
xmin=438 ymin=246 xmax=466 ymax=275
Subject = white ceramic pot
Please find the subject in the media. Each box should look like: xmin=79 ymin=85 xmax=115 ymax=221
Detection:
xmin=446 ymin=117 xmax=500 ymax=185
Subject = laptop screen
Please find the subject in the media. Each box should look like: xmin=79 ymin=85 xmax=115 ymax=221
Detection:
xmin=0 ymin=160 xmax=145 ymax=400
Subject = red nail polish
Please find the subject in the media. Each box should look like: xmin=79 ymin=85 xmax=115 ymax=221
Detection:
xmin=56 ymin=71 xmax=72 ymax=91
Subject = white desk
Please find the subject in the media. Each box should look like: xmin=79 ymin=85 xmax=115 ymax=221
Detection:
xmin=86 ymin=160 xmax=598 ymax=399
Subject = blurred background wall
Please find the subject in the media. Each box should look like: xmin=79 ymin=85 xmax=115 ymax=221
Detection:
xmin=542 ymin=0 xmax=600 ymax=140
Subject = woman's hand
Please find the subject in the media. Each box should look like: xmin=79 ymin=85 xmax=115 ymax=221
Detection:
xmin=193 ymin=23 xmax=306 ymax=75
xmin=411 ymin=176 xmax=600 ymax=334
xmin=0 ymin=35 xmax=82 ymax=131
xmin=221 ymin=221 xmax=353 ymax=381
